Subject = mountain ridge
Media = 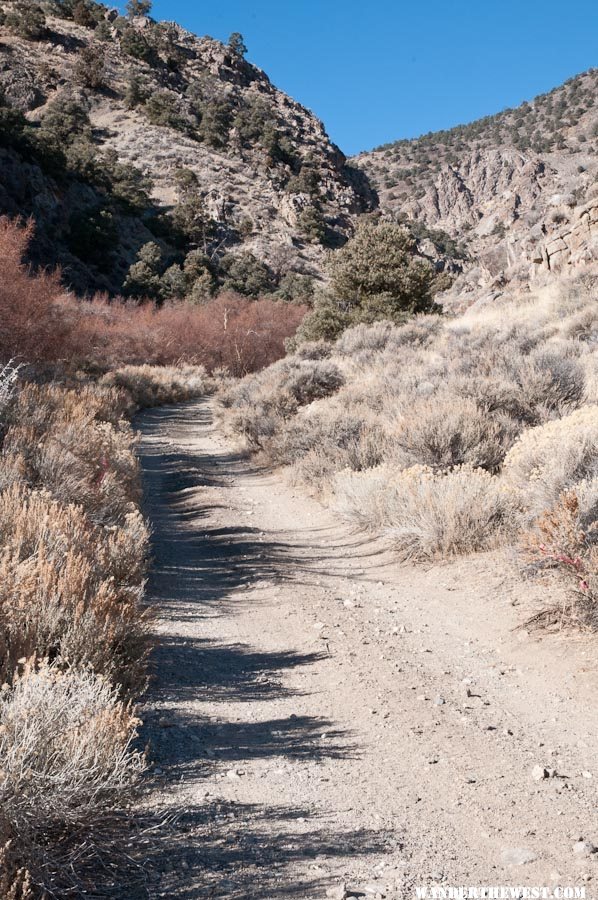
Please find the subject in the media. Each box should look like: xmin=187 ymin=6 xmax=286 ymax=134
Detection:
xmin=353 ymin=66 xmax=598 ymax=304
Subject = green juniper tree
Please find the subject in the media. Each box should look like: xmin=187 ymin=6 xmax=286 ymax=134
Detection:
xmin=126 ymin=0 xmax=152 ymax=17
xmin=227 ymin=32 xmax=247 ymax=57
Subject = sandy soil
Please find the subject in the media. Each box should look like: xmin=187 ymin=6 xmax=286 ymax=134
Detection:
xmin=136 ymin=399 xmax=598 ymax=900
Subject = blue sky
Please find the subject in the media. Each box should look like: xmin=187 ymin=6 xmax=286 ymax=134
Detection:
xmin=119 ymin=1 xmax=598 ymax=155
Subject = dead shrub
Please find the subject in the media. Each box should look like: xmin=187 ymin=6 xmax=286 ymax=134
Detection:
xmin=520 ymin=488 xmax=598 ymax=629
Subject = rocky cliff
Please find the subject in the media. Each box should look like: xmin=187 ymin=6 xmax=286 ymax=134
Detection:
xmin=354 ymin=68 xmax=598 ymax=304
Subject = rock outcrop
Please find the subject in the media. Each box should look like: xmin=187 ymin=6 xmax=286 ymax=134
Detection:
xmin=355 ymin=67 xmax=598 ymax=304
xmin=0 ymin=6 xmax=375 ymax=293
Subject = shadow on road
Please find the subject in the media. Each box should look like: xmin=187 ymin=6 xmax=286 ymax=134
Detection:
xmin=135 ymin=401 xmax=390 ymax=898
xmin=135 ymin=800 xmax=396 ymax=899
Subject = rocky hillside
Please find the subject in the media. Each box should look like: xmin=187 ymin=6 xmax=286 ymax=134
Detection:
xmin=354 ymin=69 xmax=598 ymax=305
xmin=0 ymin=1 xmax=374 ymax=296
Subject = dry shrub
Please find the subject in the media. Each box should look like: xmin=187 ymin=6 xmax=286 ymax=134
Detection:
xmin=335 ymin=316 xmax=441 ymax=361
xmin=281 ymin=408 xmax=387 ymax=492
xmin=3 ymin=383 xmax=142 ymax=526
xmin=503 ymin=406 xmax=598 ymax=517
xmin=0 ymin=844 xmax=33 ymax=900
xmin=336 ymin=464 xmax=519 ymax=560
xmin=392 ymin=394 xmax=518 ymax=472
xmin=282 ymin=360 xmax=345 ymax=405
xmin=520 ymin=487 xmax=598 ymax=629
xmin=0 ymin=362 xmax=21 ymax=422
xmin=101 ymin=363 xmax=209 ymax=408
xmin=0 ymin=220 xmax=79 ymax=364
xmin=223 ymin=358 xmax=345 ymax=449
xmin=0 ymin=376 xmax=151 ymax=894
xmin=0 ymin=662 xmax=145 ymax=896
xmin=0 ymin=486 xmax=149 ymax=692
xmin=293 ymin=340 xmax=333 ymax=361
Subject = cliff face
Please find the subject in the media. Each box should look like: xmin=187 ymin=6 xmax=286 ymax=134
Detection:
xmin=354 ymin=68 xmax=598 ymax=304
xmin=0 ymin=5 xmax=375 ymax=293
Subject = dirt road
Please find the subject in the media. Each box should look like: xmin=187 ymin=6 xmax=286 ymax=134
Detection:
xmin=137 ymin=399 xmax=598 ymax=900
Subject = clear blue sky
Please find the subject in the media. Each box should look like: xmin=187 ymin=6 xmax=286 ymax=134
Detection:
xmin=119 ymin=1 xmax=598 ymax=155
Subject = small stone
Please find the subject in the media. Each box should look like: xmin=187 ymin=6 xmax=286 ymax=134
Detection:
xmin=434 ymin=695 xmax=446 ymax=706
xmin=573 ymin=840 xmax=596 ymax=857
xmin=500 ymin=847 xmax=537 ymax=866
xmin=343 ymin=600 xmax=355 ymax=608
xmin=582 ymin=771 xmax=593 ymax=779
xmin=326 ymin=885 xmax=349 ymax=900
xmin=531 ymin=765 xmax=552 ymax=781
xmin=158 ymin=716 xmax=175 ymax=727
xmin=226 ymin=769 xmax=242 ymax=780
xmin=153 ymin=767 xmax=164 ymax=775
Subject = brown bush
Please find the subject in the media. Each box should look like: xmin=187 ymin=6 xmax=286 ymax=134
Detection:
xmin=0 ymin=218 xmax=306 ymax=376
xmin=520 ymin=486 xmax=598 ymax=629
xmin=0 ymin=220 xmax=79 ymax=364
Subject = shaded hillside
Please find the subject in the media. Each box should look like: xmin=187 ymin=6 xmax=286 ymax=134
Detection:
xmin=355 ymin=69 xmax=598 ymax=305
xmin=0 ymin=1 xmax=375 ymax=296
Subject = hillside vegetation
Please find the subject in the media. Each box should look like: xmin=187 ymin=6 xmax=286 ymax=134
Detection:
xmin=223 ymin=274 xmax=598 ymax=629
xmin=0 ymin=0 xmax=374 ymax=298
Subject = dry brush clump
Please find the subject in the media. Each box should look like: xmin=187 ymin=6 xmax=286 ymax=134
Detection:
xmin=0 ymin=368 xmax=180 ymax=894
xmin=100 ymin=363 xmax=210 ymax=409
xmin=335 ymin=464 xmax=520 ymax=560
xmin=0 ymin=217 xmax=305 ymax=377
xmin=0 ymin=662 xmax=145 ymax=897
xmin=520 ymin=485 xmax=598 ymax=630
xmin=224 ymin=276 xmax=598 ymax=574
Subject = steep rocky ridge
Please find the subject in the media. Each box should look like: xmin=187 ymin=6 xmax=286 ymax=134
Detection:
xmin=355 ymin=69 xmax=598 ymax=305
xmin=0 ymin=3 xmax=375 ymax=294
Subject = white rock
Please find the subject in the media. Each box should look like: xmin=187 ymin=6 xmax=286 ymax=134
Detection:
xmin=500 ymin=847 xmax=537 ymax=865
xmin=573 ymin=840 xmax=596 ymax=857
